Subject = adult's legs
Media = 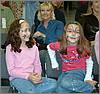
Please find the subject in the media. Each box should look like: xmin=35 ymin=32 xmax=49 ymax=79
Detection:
xmin=91 ymin=46 xmax=99 ymax=82
xmin=39 ymin=50 xmax=47 ymax=77
xmin=91 ymin=46 xmax=99 ymax=91
xmin=39 ymin=50 xmax=58 ymax=79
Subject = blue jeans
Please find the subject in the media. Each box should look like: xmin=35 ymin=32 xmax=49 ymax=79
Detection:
xmin=56 ymin=69 xmax=93 ymax=93
xmin=24 ymin=1 xmax=39 ymax=27
xmin=10 ymin=77 xmax=57 ymax=93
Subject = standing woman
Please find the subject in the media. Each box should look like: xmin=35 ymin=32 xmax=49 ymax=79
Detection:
xmin=79 ymin=0 xmax=99 ymax=42
xmin=5 ymin=19 xmax=57 ymax=93
xmin=33 ymin=2 xmax=64 ymax=78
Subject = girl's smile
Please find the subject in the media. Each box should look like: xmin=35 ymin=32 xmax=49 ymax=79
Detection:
xmin=66 ymin=24 xmax=80 ymax=45
xmin=19 ymin=22 xmax=31 ymax=43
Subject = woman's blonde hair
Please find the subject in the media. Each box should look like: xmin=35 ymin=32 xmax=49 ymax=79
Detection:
xmin=38 ymin=2 xmax=55 ymax=21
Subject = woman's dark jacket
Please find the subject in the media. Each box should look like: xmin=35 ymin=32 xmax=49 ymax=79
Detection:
xmin=79 ymin=14 xmax=99 ymax=41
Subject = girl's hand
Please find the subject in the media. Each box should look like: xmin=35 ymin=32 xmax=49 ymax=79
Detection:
xmin=33 ymin=73 xmax=42 ymax=81
xmin=28 ymin=73 xmax=35 ymax=81
xmin=28 ymin=73 xmax=42 ymax=84
xmin=32 ymin=73 xmax=42 ymax=84
xmin=85 ymin=80 xmax=97 ymax=86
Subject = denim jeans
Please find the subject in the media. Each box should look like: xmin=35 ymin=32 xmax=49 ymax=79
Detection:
xmin=56 ymin=69 xmax=93 ymax=93
xmin=10 ymin=77 xmax=57 ymax=93
xmin=24 ymin=1 xmax=39 ymax=27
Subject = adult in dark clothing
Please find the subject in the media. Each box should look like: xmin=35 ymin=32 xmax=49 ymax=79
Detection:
xmin=51 ymin=0 xmax=66 ymax=25
xmin=75 ymin=1 xmax=89 ymax=22
xmin=79 ymin=1 xmax=99 ymax=42
xmin=80 ymin=14 xmax=99 ymax=41
xmin=78 ymin=0 xmax=99 ymax=91
xmin=34 ymin=1 xmax=66 ymax=32
xmin=33 ymin=2 xmax=64 ymax=78
xmin=64 ymin=1 xmax=72 ymax=10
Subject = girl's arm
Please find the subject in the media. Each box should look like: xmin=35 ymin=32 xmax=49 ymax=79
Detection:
xmin=33 ymin=46 xmax=42 ymax=74
xmin=47 ymin=45 xmax=59 ymax=68
xmin=47 ymin=42 xmax=60 ymax=68
xmin=49 ymin=42 xmax=60 ymax=50
xmin=84 ymin=56 xmax=93 ymax=81
xmin=84 ymin=56 xmax=97 ymax=86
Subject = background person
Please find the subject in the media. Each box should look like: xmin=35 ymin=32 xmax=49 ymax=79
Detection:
xmin=34 ymin=1 xmax=65 ymax=32
xmin=33 ymin=2 xmax=64 ymax=78
xmin=78 ymin=0 xmax=99 ymax=88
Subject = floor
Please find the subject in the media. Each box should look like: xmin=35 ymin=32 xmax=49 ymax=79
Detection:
xmin=0 ymin=86 xmax=10 ymax=93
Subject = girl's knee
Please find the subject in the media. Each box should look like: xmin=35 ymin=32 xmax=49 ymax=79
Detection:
xmin=44 ymin=77 xmax=57 ymax=88
xmin=60 ymin=79 xmax=72 ymax=88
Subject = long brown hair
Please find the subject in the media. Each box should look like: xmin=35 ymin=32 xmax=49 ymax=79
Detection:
xmin=59 ymin=21 xmax=91 ymax=57
xmin=6 ymin=19 xmax=35 ymax=53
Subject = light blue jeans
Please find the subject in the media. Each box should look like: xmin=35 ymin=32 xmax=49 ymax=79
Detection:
xmin=24 ymin=1 xmax=39 ymax=27
xmin=10 ymin=77 xmax=57 ymax=93
xmin=56 ymin=69 xmax=94 ymax=93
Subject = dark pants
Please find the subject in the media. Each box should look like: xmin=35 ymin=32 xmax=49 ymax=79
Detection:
xmin=39 ymin=50 xmax=61 ymax=79
xmin=91 ymin=46 xmax=99 ymax=90
xmin=91 ymin=46 xmax=99 ymax=81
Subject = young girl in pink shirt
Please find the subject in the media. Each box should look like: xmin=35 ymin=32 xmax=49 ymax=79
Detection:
xmin=5 ymin=19 xmax=57 ymax=93
xmin=47 ymin=22 xmax=97 ymax=93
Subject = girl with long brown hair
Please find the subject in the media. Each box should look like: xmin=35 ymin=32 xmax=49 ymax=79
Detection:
xmin=47 ymin=21 xmax=97 ymax=93
xmin=5 ymin=19 xmax=57 ymax=93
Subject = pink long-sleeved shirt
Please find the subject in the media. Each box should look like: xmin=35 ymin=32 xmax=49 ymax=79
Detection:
xmin=6 ymin=44 xmax=42 ymax=80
